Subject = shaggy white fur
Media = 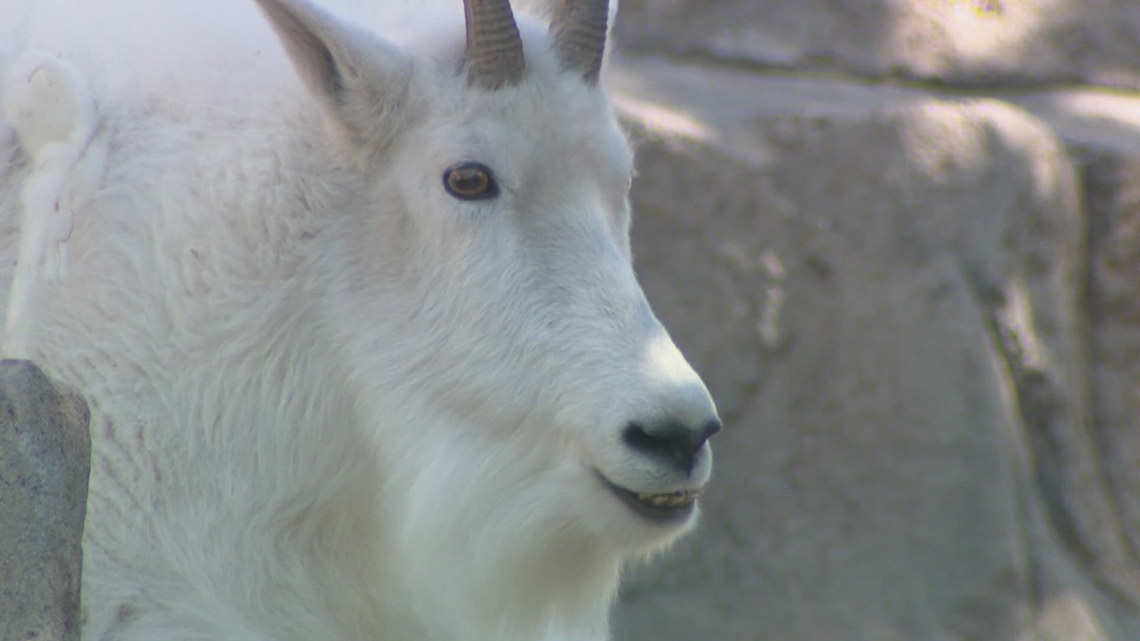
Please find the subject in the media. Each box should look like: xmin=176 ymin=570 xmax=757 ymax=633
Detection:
xmin=0 ymin=1 xmax=719 ymax=640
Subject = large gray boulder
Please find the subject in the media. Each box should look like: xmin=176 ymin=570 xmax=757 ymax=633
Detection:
xmin=614 ymin=0 xmax=1140 ymax=90
xmin=0 ymin=360 xmax=91 ymax=641
xmin=610 ymin=57 xmax=1140 ymax=639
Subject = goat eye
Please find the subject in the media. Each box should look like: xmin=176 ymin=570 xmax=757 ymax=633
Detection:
xmin=443 ymin=162 xmax=498 ymax=200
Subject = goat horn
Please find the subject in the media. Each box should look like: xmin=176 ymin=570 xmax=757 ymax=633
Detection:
xmin=549 ymin=0 xmax=608 ymax=85
xmin=463 ymin=0 xmax=525 ymax=89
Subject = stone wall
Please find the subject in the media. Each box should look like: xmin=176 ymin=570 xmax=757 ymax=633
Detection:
xmin=609 ymin=2 xmax=1140 ymax=639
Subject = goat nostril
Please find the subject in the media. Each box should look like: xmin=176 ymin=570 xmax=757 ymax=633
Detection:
xmin=699 ymin=418 xmax=722 ymax=443
xmin=622 ymin=422 xmax=672 ymax=459
xmin=622 ymin=419 xmax=717 ymax=472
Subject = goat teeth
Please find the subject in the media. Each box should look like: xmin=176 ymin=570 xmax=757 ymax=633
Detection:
xmin=636 ymin=490 xmax=701 ymax=508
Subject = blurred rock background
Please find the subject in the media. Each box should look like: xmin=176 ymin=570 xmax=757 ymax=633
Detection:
xmin=608 ymin=1 xmax=1140 ymax=639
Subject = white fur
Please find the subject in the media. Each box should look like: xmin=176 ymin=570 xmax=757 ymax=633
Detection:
xmin=0 ymin=1 xmax=718 ymax=640
xmin=2 ymin=53 xmax=96 ymax=356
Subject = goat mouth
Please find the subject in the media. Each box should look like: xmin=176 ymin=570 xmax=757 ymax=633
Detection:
xmin=595 ymin=472 xmax=702 ymax=523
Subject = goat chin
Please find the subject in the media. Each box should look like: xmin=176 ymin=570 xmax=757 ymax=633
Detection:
xmin=0 ymin=0 xmax=720 ymax=640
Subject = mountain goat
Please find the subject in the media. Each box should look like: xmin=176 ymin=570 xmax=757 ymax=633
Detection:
xmin=0 ymin=0 xmax=720 ymax=639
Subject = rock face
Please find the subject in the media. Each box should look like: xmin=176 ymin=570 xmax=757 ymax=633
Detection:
xmin=1084 ymin=154 xmax=1140 ymax=587
xmin=614 ymin=0 xmax=1140 ymax=89
xmin=0 ymin=360 xmax=91 ymax=641
xmin=606 ymin=14 xmax=1140 ymax=638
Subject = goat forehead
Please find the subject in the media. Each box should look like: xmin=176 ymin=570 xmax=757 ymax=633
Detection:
xmin=394 ymin=104 xmax=627 ymax=203
xmin=431 ymin=67 xmax=612 ymax=124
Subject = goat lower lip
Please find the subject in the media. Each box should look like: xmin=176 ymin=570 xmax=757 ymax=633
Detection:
xmin=595 ymin=473 xmax=700 ymax=524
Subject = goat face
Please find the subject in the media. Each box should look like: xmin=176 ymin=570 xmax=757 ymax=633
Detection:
xmin=258 ymin=0 xmax=720 ymax=563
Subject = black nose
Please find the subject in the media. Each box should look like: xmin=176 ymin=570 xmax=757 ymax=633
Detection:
xmin=622 ymin=418 xmax=721 ymax=474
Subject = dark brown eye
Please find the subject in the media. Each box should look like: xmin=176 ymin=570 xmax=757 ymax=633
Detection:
xmin=443 ymin=162 xmax=499 ymax=200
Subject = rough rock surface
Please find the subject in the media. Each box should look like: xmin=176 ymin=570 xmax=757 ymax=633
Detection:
xmin=613 ymin=0 xmax=1140 ymax=90
xmin=0 ymin=359 xmax=91 ymax=641
xmin=608 ymin=55 xmax=1140 ymax=639
xmin=1084 ymin=154 xmax=1140 ymax=586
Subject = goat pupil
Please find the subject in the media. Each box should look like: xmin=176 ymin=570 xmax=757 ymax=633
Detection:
xmin=443 ymin=162 xmax=497 ymax=200
xmin=453 ymin=170 xmax=484 ymax=192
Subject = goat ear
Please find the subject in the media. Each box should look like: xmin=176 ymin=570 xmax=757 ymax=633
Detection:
xmin=253 ymin=0 xmax=413 ymax=146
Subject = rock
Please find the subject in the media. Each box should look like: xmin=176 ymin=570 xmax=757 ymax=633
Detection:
xmin=610 ymin=57 xmax=1140 ymax=639
xmin=0 ymin=359 xmax=91 ymax=641
xmin=613 ymin=0 xmax=1140 ymax=90
xmin=1082 ymin=153 xmax=1140 ymax=579
xmin=1003 ymin=89 xmax=1140 ymax=157
xmin=996 ymin=85 xmax=1140 ymax=582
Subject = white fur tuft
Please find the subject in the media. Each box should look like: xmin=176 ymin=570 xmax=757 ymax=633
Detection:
xmin=2 ymin=53 xmax=96 ymax=357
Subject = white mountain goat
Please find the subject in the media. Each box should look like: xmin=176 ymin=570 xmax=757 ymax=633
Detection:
xmin=0 ymin=0 xmax=720 ymax=639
